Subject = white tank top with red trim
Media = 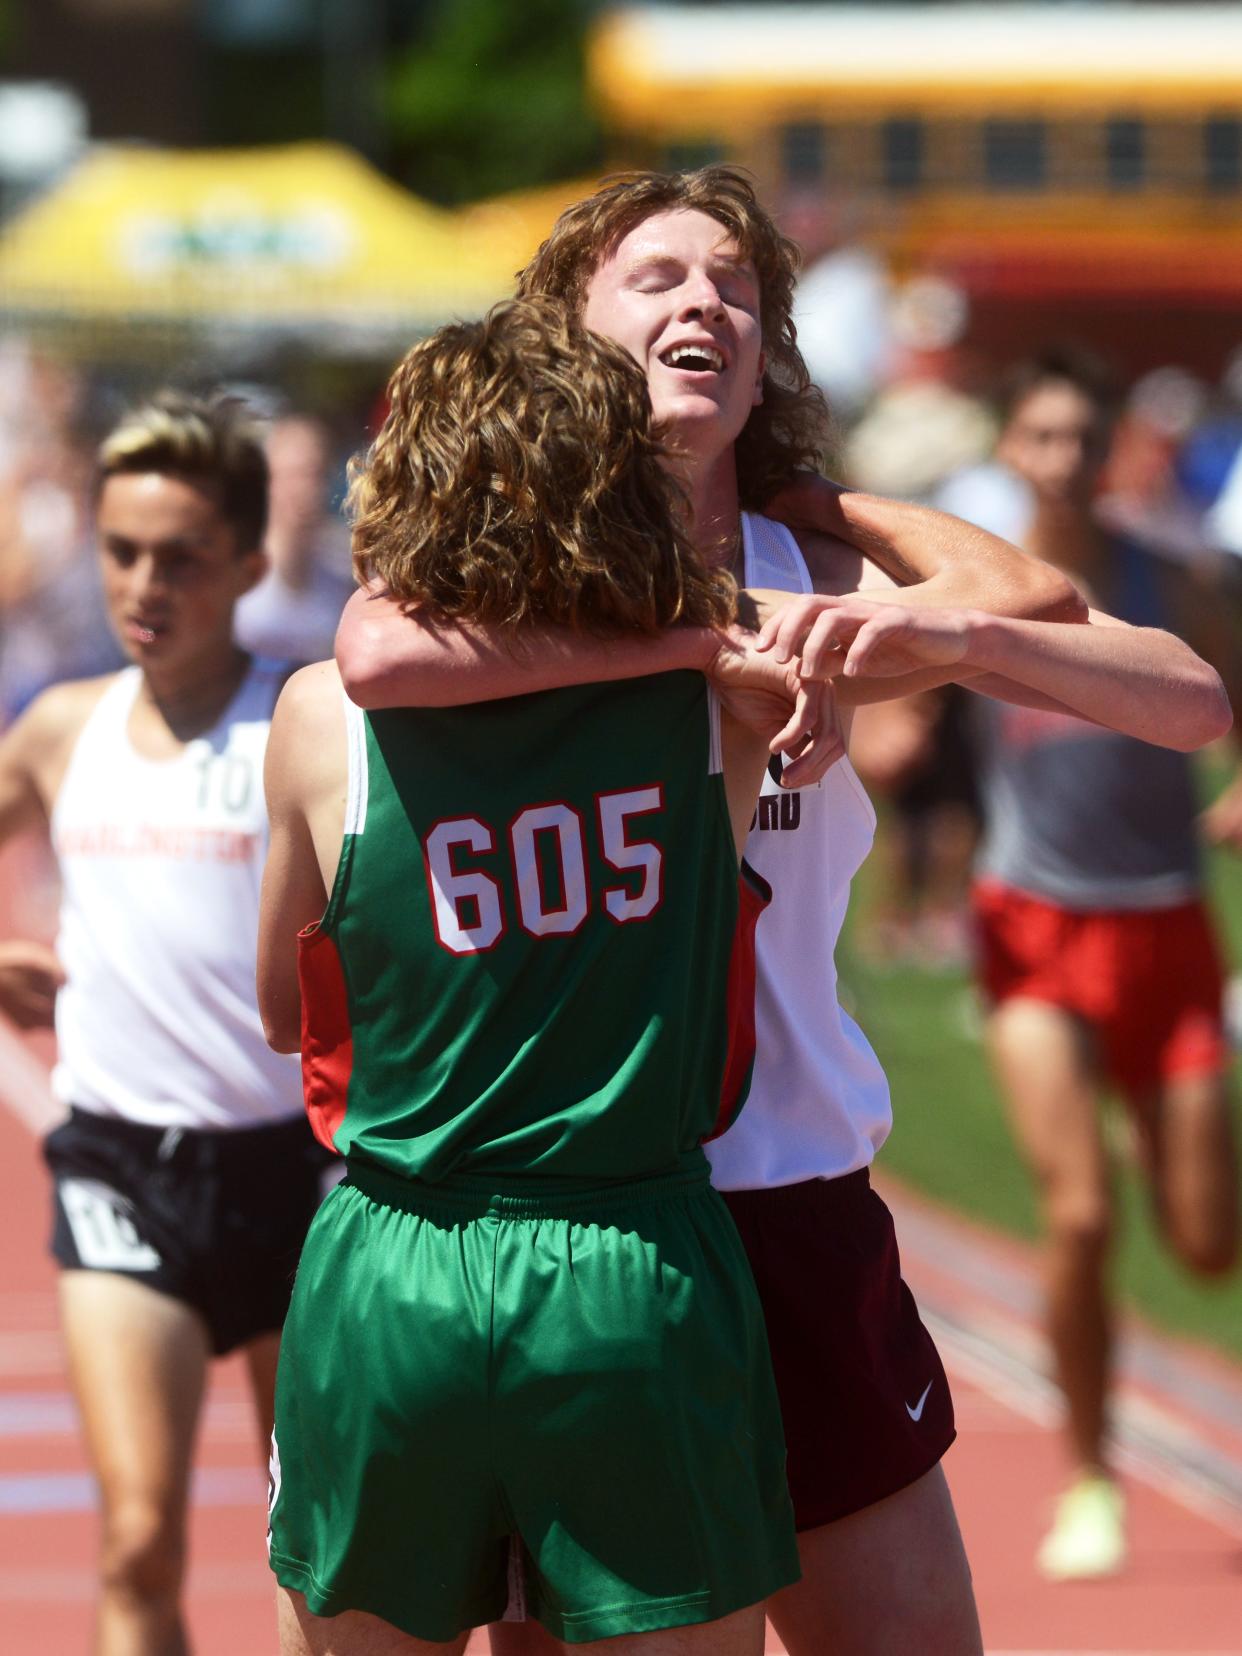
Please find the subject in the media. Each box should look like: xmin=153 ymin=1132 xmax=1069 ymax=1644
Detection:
xmin=703 ymin=513 xmax=892 ymax=1190
xmin=50 ymin=662 xmax=302 ymax=1130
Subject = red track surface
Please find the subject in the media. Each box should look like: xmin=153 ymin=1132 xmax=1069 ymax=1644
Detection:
xmin=1 ymin=838 xmax=1239 ymax=1652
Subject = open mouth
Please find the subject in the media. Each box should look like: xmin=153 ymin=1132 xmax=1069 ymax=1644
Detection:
xmin=659 ymin=344 xmax=725 ymax=374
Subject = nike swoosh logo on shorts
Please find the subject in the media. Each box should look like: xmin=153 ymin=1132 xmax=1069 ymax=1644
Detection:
xmin=906 ymin=1381 xmax=934 ymax=1422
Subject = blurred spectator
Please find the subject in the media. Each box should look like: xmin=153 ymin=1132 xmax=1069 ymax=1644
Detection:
xmin=0 ymin=346 xmax=122 ymax=725
xmin=1099 ymin=366 xmax=1219 ymax=566
xmin=849 ymin=686 xmax=980 ymax=969
xmin=833 ymin=273 xmax=991 ymax=963
xmin=785 ymin=192 xmax=893 ymax=418
xmin=845 ymin=379 xmax=996 ymax=502
xmin=935 ymin=459 xmax=1032 ymax=546
xmin=233 ymin=414 xmax=353 ymax=664
xmin=1202 ymin=354 xmax=1242 ymax=556
xmin=843 ymin=274 xmax=995 ymax=500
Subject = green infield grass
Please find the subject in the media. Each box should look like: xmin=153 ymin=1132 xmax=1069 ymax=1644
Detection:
xmin=841 ymin=780 xmax=1242 ymax=1364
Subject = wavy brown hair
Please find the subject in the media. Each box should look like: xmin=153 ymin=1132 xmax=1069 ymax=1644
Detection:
xmin=349 ymin=296 xmax=735 ymax=634
xmin=516 ymin=166 xmax=832 ymax=507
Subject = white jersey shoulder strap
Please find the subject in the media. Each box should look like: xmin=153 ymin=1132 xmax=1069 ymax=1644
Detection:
xmin=741 ymin=512 xmax=813 ymax=595
xmin=342 ymin=690 xmax=369 ymax=835
xmin=52 ymin=668 xmax=142 ymax=832
xmin=706 ymin=686 xmax=723 ymax=776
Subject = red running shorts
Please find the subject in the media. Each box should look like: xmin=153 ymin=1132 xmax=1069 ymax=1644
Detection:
xmin=972 ymin=878 xmax=1227 ymax=1100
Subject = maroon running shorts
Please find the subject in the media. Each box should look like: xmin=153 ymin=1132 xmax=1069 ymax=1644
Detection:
xmin=723 ymin=1171 xmax=955 ymax=1531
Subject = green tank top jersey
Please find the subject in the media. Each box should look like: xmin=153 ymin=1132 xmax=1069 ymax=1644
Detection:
xmin=299 ymin=671 xmax=758 ymax=1187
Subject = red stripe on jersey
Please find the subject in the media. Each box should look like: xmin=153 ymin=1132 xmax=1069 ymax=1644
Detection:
xmin=297 ymin=923 xmax=352 ymax=1154
xmin=704 ymin=859 xmax=772 ymax=1144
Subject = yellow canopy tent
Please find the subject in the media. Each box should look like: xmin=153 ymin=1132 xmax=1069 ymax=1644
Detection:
xmin=0 ymin=142 xmax=509 ymax=339
xmin=455 ymin=177 xmax=602 ymax=284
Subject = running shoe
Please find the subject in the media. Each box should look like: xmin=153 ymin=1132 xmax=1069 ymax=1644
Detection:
xmin=1037 ymin=1473 xmax=1126 ymax=1580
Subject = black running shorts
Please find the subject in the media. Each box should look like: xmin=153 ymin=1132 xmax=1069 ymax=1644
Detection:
xmin=44 ymin=1106 xmax=335 ymax=1354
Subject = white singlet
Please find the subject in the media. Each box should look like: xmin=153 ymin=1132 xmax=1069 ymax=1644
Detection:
xmin=704 ymin=513 xmax=892 ymax=1190
xmin=51 ymin=662 xmax=302 ymax=1131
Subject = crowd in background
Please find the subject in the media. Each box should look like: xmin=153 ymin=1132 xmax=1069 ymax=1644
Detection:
xmin=0 ymin=343 xmax=356 ymax=728
xmin=791 ymin=220 xmax=1242 ymax=968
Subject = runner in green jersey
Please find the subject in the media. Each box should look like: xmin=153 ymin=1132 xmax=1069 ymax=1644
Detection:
xmin=257 ymin=298 xmax=830 ymax=1655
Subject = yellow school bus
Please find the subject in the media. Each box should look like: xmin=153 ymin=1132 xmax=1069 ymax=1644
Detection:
xmin=588 ymin=3 xmax=1242 ymax=367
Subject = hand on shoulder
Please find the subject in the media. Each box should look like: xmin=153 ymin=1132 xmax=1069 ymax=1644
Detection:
xmin=756 ymin=593 xmax=975 ymax=682
xmin=710 ymin=600 xmax=844 ymax=787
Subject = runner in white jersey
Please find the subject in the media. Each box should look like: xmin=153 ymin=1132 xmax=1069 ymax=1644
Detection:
xmin=0 ymin=393 xmax=328 ymax=1656
xmin=333 ymin=171 xmax=1227 ymax=1656
xmin=53 ymin=660 xmax=298 ymax=1129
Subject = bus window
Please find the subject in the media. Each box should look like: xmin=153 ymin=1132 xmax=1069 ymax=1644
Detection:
xmin=1205 ymin=116 xmax=1242 ymax=191
xmin=666 ymin=139 xmax=726 ymax=172
xmin=1106 ymin=116 xmax=1146 ymax=190
xmin=984 ymin=119 xmax=1047 ymax=191
xmin=781 ymin=121 xmax=826 ymax=186
xmin=882 ymin=118 xmax=923 ymax=192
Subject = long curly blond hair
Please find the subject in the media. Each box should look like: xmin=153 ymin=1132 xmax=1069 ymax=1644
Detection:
xmin=516 ymin=166 xmax=832 ymax=507
xmin=349 ymin=296 xmax=735 ymax=634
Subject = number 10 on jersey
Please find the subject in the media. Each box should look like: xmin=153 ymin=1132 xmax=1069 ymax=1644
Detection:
xmin=424 ymin=785 xmax=665 ymax=954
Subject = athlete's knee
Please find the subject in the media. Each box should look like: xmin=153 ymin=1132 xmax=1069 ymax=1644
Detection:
xmin=1166 ymin=1216 xmax=1239 ymax=1277
xmin=1044 ymin=1191 xmax=1112 ymax=1256
xmin=905 ymin=1577 xmax=983 ymax=1656
xmin=1156 ymin=1177 xmax=1239 ymax=1277
xmin=889 ymin=1508 xmax=981 ymax=1654
xmin=100 ymin=1501 xmax=185 ymax=1605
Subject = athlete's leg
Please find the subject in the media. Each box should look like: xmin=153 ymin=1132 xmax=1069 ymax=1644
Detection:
xmin=487 ymin=1623 xmax=560 ymax=1655
xmin=488 ymin=1609 xmax=763 ymax=1656
xmin=291 ymin=1597 xmax=760 ymax=1655
xmin=987 ymin=998 xmax=1113 ymax=1474
xmin=1135 ymin=1070 xmax=1239 ymax=1275
xmin=764 ymin=1466 xmax=980 ymax=1656
xmin=277 ymin=1587 xmax=469 ymax=1655
xmin=487 ymin=1476 xmax=976 ymax=1656
xmin=244 ymin=1328 xmax=283 ymax=1456
xmin=59 ymin=1270 xmax=210 ymax=1656
xmin=564 ymin=1608 xmax=764 ymax=1654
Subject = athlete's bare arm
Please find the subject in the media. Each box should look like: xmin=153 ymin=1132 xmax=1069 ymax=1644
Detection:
xmin=720 ymin=709 xmax=780 ymax=859
xmin=336 ymin=489 xmax=1081 ymax=741
xmin=759 ymin=596 xmax=1231 ymax=753
xmin=770 ymin=474 xmax=1085 ymax=619
xmin=338 ymin=586 xmax=719 ymax=708
xmin=338 ymin=591 xmax=838 ymax=789
xmin=0 ymin=676 xmax=114 ymax=1028
xmin=257 ymin=662 xmax=348 ymax=1053
xmin=1158 ymin=562 xmax=1242 ymax=847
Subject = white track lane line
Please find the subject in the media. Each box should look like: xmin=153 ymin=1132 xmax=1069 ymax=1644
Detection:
xmin=928 ymin=1309 xmax=1242 ymax=1542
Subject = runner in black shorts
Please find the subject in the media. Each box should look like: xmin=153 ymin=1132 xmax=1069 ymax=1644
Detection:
xmin=45 ymin=1109 xmax=327 ymax=1356
xmin=0 ymin=394 xmax=325 ymax=1652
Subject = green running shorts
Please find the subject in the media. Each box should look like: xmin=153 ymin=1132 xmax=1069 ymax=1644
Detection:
xmin=267 ymin=1163 xmax=799 ymax=1644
